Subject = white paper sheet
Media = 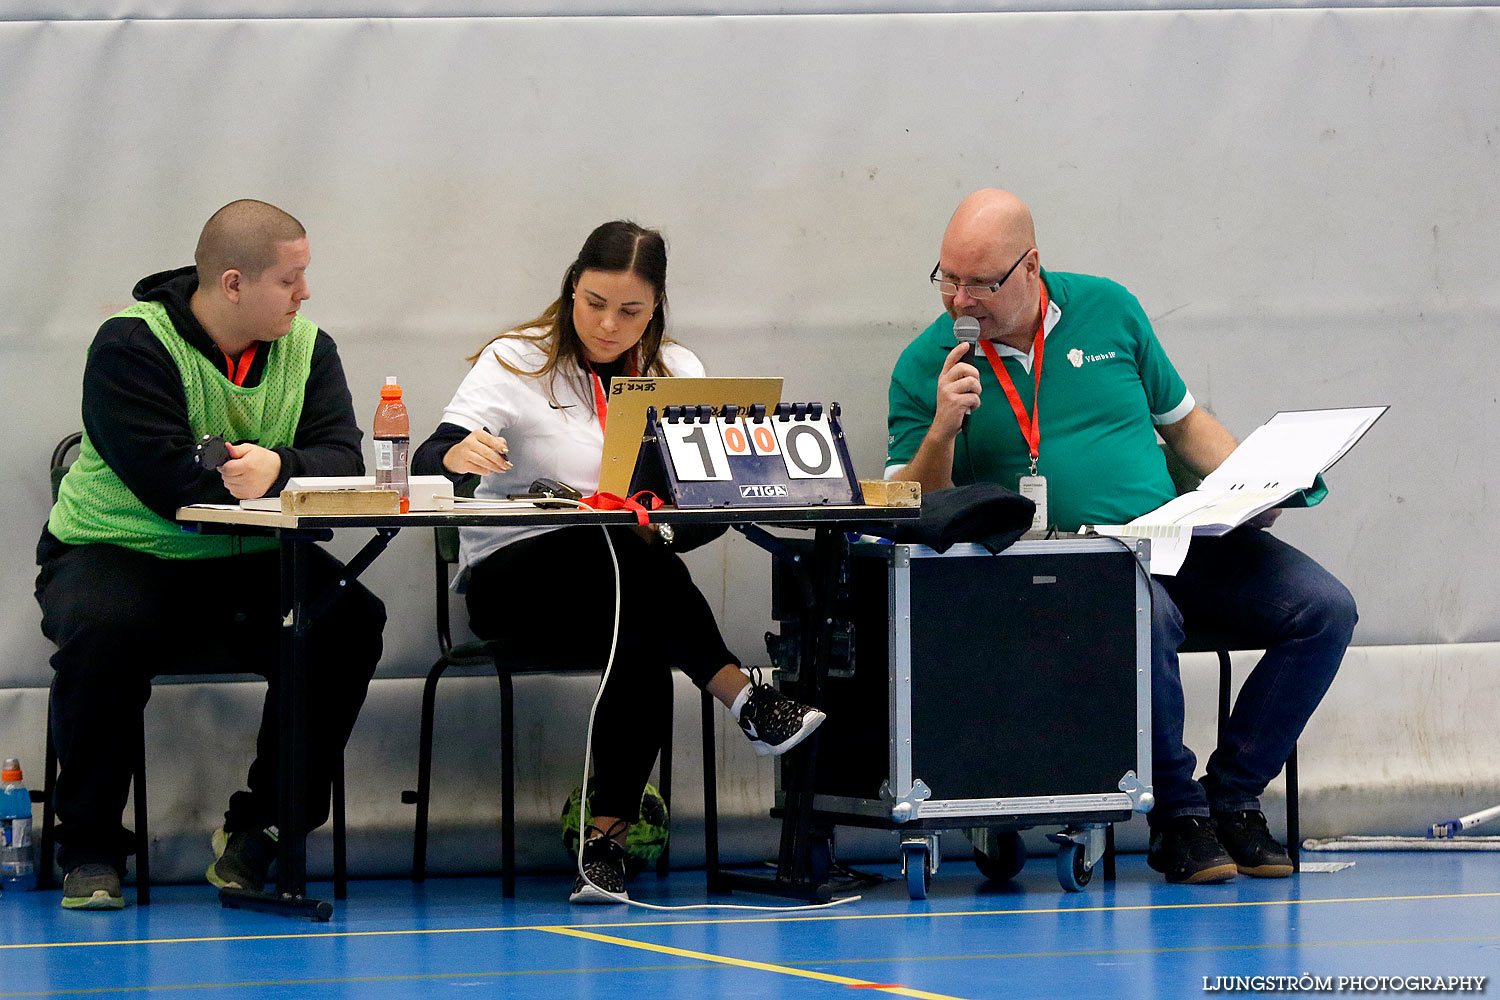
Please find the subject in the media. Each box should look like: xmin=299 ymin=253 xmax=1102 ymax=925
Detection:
xmin=1088 ymin=524 xmax=1191 ymax=576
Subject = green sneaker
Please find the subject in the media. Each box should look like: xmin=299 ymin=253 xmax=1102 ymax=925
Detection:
xmin=61 ymin=863 xmax=125 ymax=910
xmin=206 ymin=826 xmax=278 ymax=893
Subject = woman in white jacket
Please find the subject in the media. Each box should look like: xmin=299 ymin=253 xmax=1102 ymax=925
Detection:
xmin=413 ymin=220 xmax=824 ymax=904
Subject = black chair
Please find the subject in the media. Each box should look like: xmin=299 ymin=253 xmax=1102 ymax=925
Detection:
xmin=36 ymin=431 xmax=348 ymax=902
xmin=404 ymin=516 xmax=716 ymax=896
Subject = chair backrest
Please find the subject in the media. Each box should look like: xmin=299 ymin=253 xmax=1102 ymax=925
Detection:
xmin=49 ymin=431 xmax=83 ymax=504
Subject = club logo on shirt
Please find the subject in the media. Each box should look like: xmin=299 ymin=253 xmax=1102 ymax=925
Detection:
xmin=1067 ymin=348 xmax=1117 ymax=368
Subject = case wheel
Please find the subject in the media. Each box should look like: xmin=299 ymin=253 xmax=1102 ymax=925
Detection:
xmin=1056 ymin=842 xmax=1092 ymax=892
xmin=973 ymin=830 xmax=1026 ymax=882
xmin=901 ymin=842 xmax=932 ymax=900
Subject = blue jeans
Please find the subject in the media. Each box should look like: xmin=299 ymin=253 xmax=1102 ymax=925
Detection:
xmin=1149 ymin=528 xmax=1357 ymax=823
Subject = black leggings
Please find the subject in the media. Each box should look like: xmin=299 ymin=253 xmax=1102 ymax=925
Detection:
xmin=464 ymin=526 xmax=738 ymax=822
xmin=35 ymin=540 xmax=385 ymax=873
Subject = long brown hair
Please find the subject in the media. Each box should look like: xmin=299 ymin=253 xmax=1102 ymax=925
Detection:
xmin=468 ymin=221 xmax=674 ymax=408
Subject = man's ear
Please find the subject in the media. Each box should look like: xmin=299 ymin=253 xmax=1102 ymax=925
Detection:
xmin=219 ymin=268 xmax=243 ymax=304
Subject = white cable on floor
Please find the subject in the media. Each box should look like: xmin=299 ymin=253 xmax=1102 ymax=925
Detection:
xmin=573 ymin=519 xmax=859 ymax=913
xmin=1302 ymin=834 xmax=1500 ymax=851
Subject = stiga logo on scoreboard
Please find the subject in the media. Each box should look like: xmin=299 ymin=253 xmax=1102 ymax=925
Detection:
xmin=739 ymin=484 xmax=790 ymax=498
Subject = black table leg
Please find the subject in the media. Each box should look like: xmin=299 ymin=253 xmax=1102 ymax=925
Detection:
xmin=711 ymin=526 xmax=848 ymax=902
xmin=219 ymin=528 xmax=329 ymax=921
xmin=217 ymin=527 xmax=397 ymax=921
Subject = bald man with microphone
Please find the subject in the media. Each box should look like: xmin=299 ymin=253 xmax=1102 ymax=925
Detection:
xmin=885 ymin=188 xmax=1357 ymax=886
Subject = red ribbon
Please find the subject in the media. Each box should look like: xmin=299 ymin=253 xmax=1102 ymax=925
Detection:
xmin=580 ymin=489 xmax=663 ymax=526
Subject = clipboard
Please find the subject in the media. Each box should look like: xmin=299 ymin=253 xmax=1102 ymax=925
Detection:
xmin=597 ymin=376 xmax=782 ymax=496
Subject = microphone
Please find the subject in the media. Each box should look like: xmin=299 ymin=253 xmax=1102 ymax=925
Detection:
xmin=953 ymin=316 xmax=981 ymax=433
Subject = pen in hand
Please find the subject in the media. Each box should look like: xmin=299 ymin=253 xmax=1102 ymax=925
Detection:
xmin=444 ymin=426 xmax=511 ymax=476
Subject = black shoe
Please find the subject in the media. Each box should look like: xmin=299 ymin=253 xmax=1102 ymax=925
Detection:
xmin=1147 ymin=816 xmax=1239 ymax=884
xmin=737 ymin=683 xmax=826 ymax=757
xmin=206 ymin=827 xmax=278 ymax=893
xmin=569 ymin=833 xmax=629 ymax=905
xmin=1214 ymin=810 xmax=1293 ymax=878
xmin=61 ymin=863 xmax=125 ymax=910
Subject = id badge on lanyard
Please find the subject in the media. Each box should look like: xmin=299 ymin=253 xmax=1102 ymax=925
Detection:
xmin=1018 ymin=474 xmax=1048 ymax=534
xmin=978 ymin=284 xmax=1049 ymax=533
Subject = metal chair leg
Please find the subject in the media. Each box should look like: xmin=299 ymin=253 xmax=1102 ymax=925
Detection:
xmin=1215 ymin=650 xmax=1232 ymax=744
xmin=499 ymin=671 xmax=516 ymax=899
xmin=333 ymin=755 xmax=347 ymax=899
xmin=657 ymin=691 xmax=673 ymax=878
xmin=410 ymin=658 xmax=450 ymax=883
xmin=133 ymin=714 xmax=149 ymax=906
xmin=701 ymin=689 xmax=720 ymax=891
xmin=1286 ymin=745 xmax=1300 ymax=872
xmin=39 ymin=680 xmax=59 ymax=891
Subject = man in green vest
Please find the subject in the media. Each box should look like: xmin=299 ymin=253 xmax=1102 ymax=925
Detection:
xmin=36 ymin=200 xmax=386 ymax=910
xmin=887 ymin=189 xmax=1356 ymax=886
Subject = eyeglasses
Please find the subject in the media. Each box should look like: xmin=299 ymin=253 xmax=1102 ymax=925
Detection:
xmin=930 ymin=248 xmax=1033 ymax=299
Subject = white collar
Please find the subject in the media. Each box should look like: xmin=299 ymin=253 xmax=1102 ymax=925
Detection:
xmin=985 ymin=297 xmax=1062 ymax=375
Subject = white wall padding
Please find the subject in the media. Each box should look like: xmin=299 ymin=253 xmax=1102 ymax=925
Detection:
xmin=4 ymin=11 xmax=1498 ymax=690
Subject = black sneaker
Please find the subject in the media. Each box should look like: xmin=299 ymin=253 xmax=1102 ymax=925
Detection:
xmin=738 ymin=683 xmax=826 ymax=757
xmin=61 ymin=863 xmax=125 ymax=910
xmin=1215 ymin=810 xmax=1294 ymax=878
xmin=206 ymin=826 xmax=278 ymax=893
xmin=1147 ymin=815 xmax=1239 ymax=884
xmin=569 ymin=833 xmax=629 ymax=904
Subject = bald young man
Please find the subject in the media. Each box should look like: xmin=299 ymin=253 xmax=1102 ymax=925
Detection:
xmin=887 ymin=189 xmax=1357 ymax=884
xmin=36 ymin=200 xmax=385 ymax=910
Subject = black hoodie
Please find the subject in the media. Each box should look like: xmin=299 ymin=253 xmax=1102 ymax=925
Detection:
xmin=39 ymin=266 xmax=364 ymax=560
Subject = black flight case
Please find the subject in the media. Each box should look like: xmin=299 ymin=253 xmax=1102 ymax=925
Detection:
xmin=766 ymin=537 xmax=1154 ymax=897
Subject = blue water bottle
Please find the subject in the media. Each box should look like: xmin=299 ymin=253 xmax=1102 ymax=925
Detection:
xmin=1 ymin=758 xmax=38 ymax=893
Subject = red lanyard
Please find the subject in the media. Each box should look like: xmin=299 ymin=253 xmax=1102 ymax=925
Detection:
xmin=978 ymin=282 xmax=1049 ymax=474
xmin=223 ymin=343 xmax=258 ymax=386
xmin=580 ymin=489 xmax=664 ymax=526
xmin=584 ymin=355 xmax=637 ymax=434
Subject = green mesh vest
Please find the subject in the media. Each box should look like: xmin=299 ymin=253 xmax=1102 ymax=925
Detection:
xmin=48 ymin=301 xmax=318 ymax=559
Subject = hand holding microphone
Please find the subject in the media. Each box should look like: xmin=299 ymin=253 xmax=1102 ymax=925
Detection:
xmin=953 ymin=315 xmax=982 ymax=434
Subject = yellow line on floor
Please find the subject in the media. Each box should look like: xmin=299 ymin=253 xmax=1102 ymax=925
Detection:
xmin=580 ymin=889 xmax=1500 ymax=930
xmin=2 ymin=889 xmax=1496 ymax=952
xmin=0 ymin=924 xmax=527 ymax=951
xmin=542 ymin=925 xmax=968 ymax=1000
xmin=10 ymin=932 xmax=1498 ymax=997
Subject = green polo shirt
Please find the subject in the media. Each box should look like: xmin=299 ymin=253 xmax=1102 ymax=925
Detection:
xmin=887 ymin=269 xmax=1192 ymax=532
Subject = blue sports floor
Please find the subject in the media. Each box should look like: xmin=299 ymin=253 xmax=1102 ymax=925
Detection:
xmin=2 ymin=851 xmax=1496 ymax=998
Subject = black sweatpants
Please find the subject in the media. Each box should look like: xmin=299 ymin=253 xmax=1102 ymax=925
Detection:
xmin=35 ymin=538 xmax=385 ymax=873
xmin=464 ymin=526 xmax=737 ymax=822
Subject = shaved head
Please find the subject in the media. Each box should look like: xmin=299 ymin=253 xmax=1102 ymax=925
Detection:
xmin=943 ymin=188 xmax=1036 ymax=261
xmin=936 ymin=189 xmax=1044 ymax=349
xmin=194 ymin=200 xmax=306 ymax=285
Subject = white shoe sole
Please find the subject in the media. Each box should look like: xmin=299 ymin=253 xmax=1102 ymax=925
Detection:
xmin=749 ymin=709 xmax=827 ymax=757
xmin=569 ymin=881 xmax=629 ymax=904
xmin=61 ymin=890 xmax=125 ymax=911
